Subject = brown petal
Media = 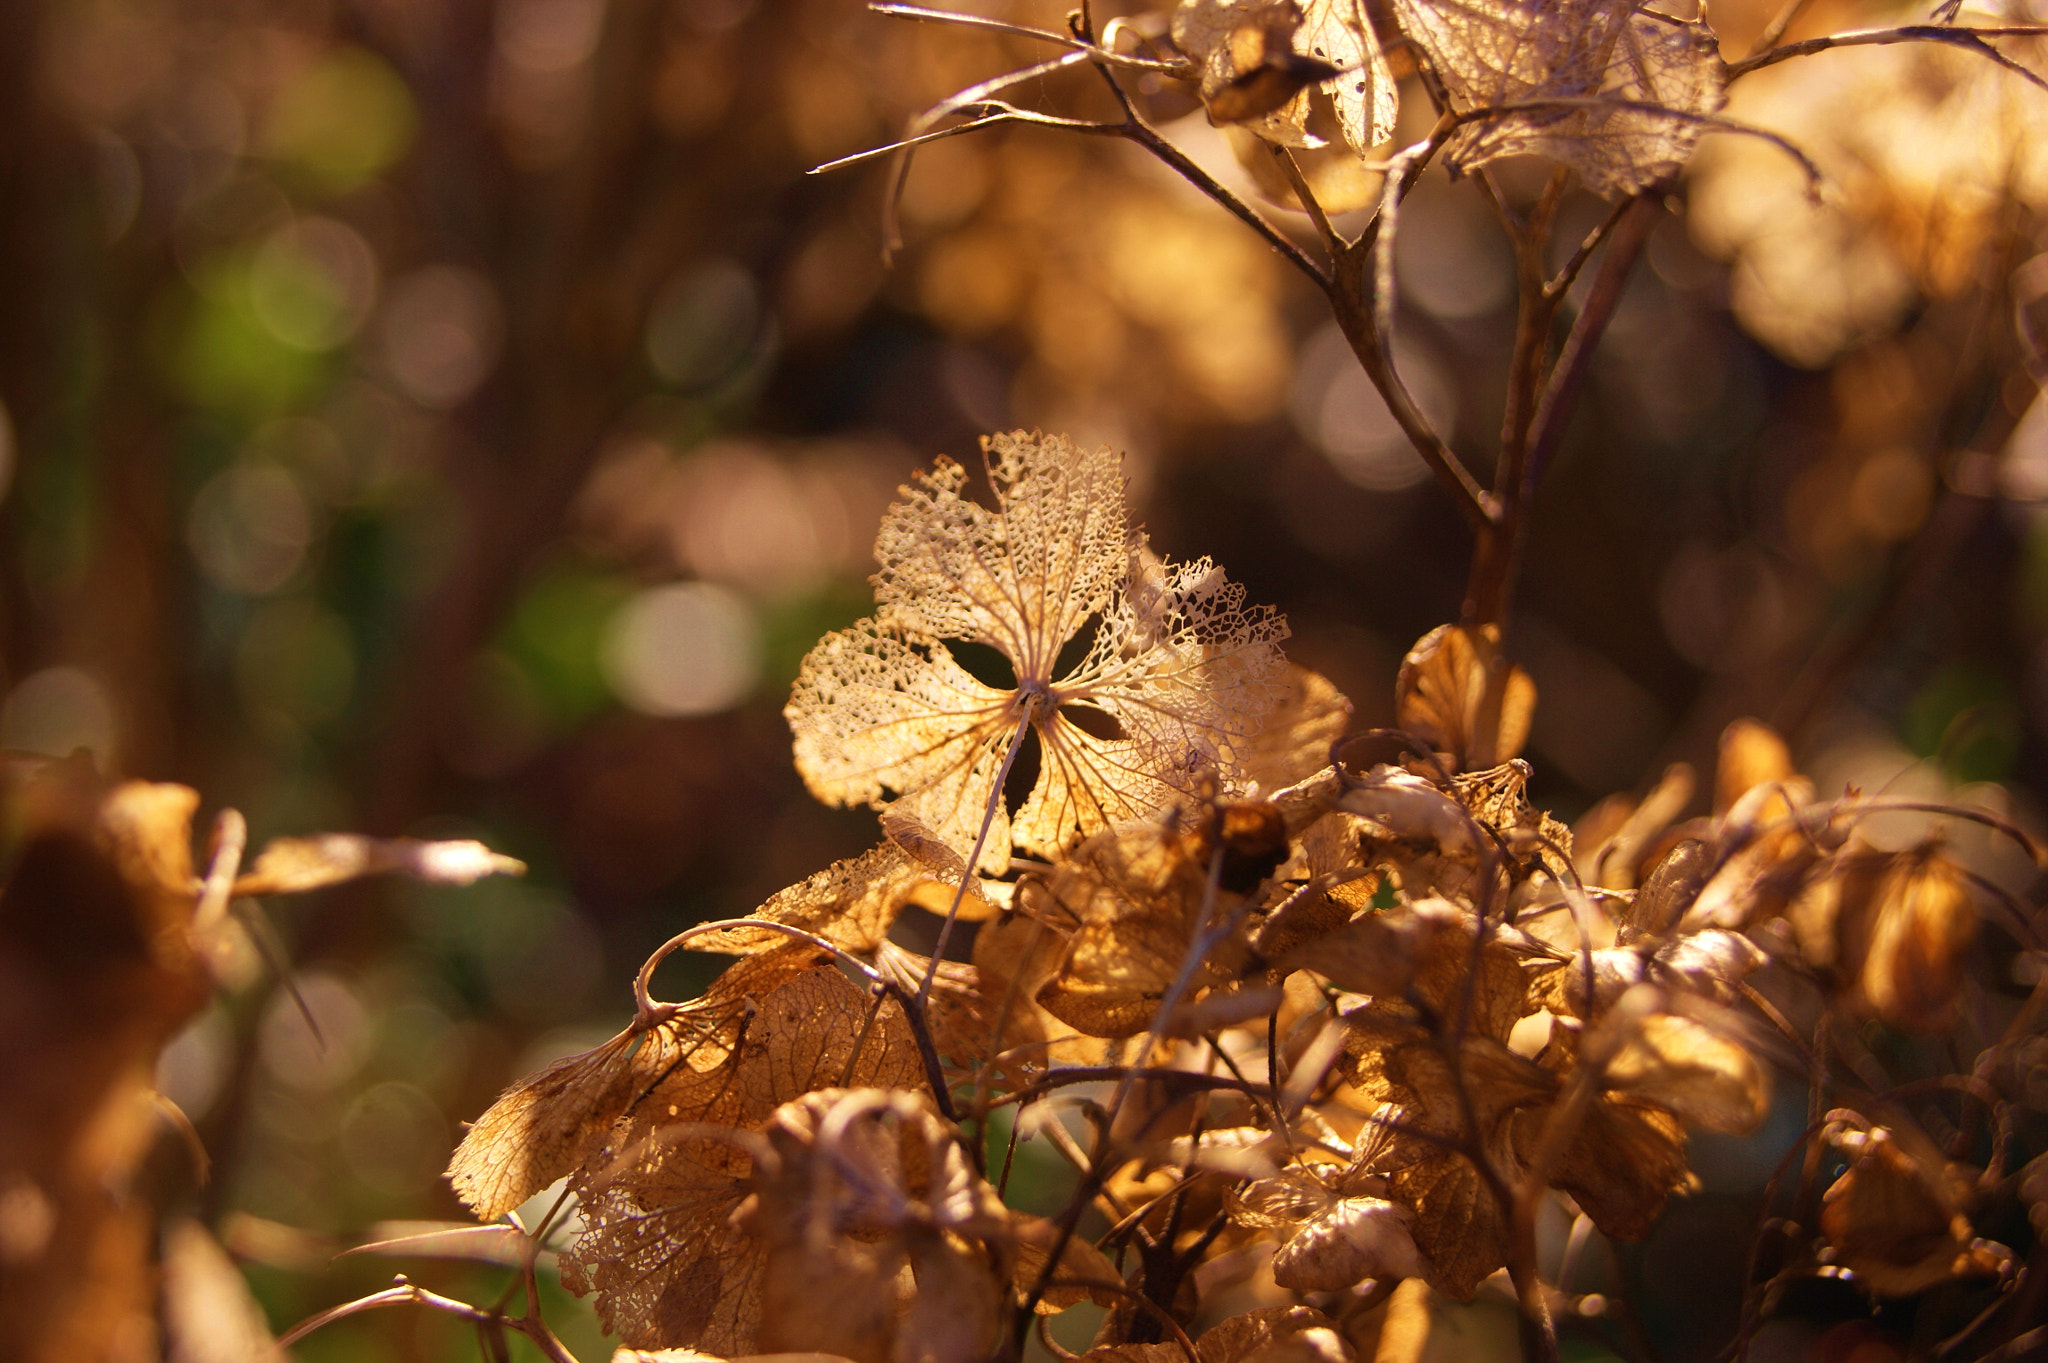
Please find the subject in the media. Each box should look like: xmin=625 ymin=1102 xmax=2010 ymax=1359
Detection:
xmin=1394 ymin=625 xmax=1535 ymax=770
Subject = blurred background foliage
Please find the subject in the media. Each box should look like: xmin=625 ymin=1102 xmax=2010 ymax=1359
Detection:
xmin=0 ymin=0 xmax=2045 ymax=1358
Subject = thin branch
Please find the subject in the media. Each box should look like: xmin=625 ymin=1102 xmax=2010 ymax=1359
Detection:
xmin=869 ymin=2 xmax=1191 ymax=73
xmin=1522 ymin=193 xmax=1665 ymax=496
xmin=1544 ymin=193 xmax=1635 ymax=301
xmin=1445 ymin=97 xmax=1825 ymax=187
xmin=1273 ymin=146 xmax=1349 ymax=260
xmin=1728 ymin=24 xmax=2048 ymax=93
xmin=809 ymin=104 xmax=1117 ymax=175
xmin=921 ymin=713 xmax=1033 ymax=1011
xmin=1115 ymin=117 xmax=1330 ymax=289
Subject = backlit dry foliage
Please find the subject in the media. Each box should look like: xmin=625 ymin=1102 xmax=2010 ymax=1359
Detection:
xmin=236 ymin=0 xmax=2048 ymax=1360
xmin=310 ymin=427 xmax=2035 ymax=1363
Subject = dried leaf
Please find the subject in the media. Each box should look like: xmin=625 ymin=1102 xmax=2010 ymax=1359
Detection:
xmin=1197 ymin=1306 xmax=1357 ymax=1363
xmin=1230 ymin=1165 xmax=1427 ymax=1291
xmin=684 ymin=842 xmax=936 ymax=956
xmin=1820 ymin=1123 xmax=2011 ymax=1296
xmin=567 ymin=963 xmax=928 ymax=1353
xmin=1011 ymin=1213 xmax=1124 ymax=1312
xmin=232 ymin=833 xmax=526 ymax=896
xmin=1394 ymin=625 xmax=1534 ymax=770
xmin=448 ymin=945 xmax=826 ymax=1222
xmin=1172 ymin=0 xmax=1397 ymax=157
xmin=788 ymin=433 xmax=1289 ymax=869
xmin=1391 ymin=0 xmax=1727 ymax=196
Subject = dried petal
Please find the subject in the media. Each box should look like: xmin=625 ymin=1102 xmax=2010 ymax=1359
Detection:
xmin=1172 ymin=0 xmax=1396 ymax=158
xmin=685 ymin=842 xmax=936 ymax=956
xmin=1232 ymin=1166 xmax=1427 ymax=1292
xmin=1394 ymin=625 xmax=1534 ymax=770
xmin=1391 ymin=0 xmax=1727 ymax=196
xmin=788 ymin=434 xmax=1290 ymax=868
xmin=1197 ymin=1306 xmax=1357 ymax=1363
xmin=233 ymin=833 xmax=525 ymax=896
xmin=1820 ymin=1124 xmax=2011 ymax=1296
xmin=1714 ymin=718 xmax=1793 ymax=816
xmin=1520 ymin=1097 xmax=1692 ymax=1241
xmin=1602 ymin=1012 xmax=1766 ymax=1134
xmin=747 ymin=1090 xmax=1008 ymax=1363
xmin=565 ymin=963 xmax=927 ymax=1352
xmin=1837 ymin=842 xmax=1977 ymax=1034
xmin=448 ymin=946 xmax=826 ymax=1221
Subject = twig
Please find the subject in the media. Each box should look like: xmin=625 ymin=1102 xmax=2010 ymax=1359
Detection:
xmin=809 ymin=103 xmax=1116 ymax=175
xmin=1520 ymin=194 xmax=1665 ymax=496
xmin=1727 ymin=24 xmax=2048 ymax=92
xmin=1544 ymin=193 xmax=1635 ymax=301
xmin=1115 ymin=118 xmax=1329 ymax=289
xmin=921 ymin=713 xmax=1033 ymax=1011
xmin=868 ymin=2 xmax=1190 ymax=73
xmin=1273 ymin=146 xmax=1350 ymax=260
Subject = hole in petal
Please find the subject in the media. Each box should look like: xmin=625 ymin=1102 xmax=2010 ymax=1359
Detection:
xmin=1003 ymin=726 xmax=1041 ymax=820
xmin=1059 ymin=702 xmax=1125 ymax=742
xmin=945 ymin=639 xmax=1017 ymax=690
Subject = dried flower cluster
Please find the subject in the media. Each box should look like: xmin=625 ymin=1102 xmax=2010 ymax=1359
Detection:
xmin=423 ymin=433 xmax=2043 ymax=1363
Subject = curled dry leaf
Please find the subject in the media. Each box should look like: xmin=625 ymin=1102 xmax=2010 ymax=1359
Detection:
xmin=742 ymin=1089 xmax=1008 ymax=1363
xmin=1827 ymin=841 xmax=1978 ymax=1034
xmin=566 ymin=962 xmax=928 ymax=1353
xmin=1394 ymin=624 xmax=1534 ymax=771
xmin=788 ymin=432 xmax=1289 ymax=870
xmin=1391 ymin=0 xmax=1726 ymax=196
xmin=1820 ymin=1122 xmax=2011 ymax=1296
xmin=1172 ymin=0 xmax=1397 ymax=160
xmin=232 ymin=833 xmax=525 ymax=896
xmin=1229 ymin=1162 xmax=1427 ymax=1291
xmin=1195 ymin=1306 xmax=1357 ymax=1363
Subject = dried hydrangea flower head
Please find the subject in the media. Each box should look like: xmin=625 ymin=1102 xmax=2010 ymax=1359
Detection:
xmin=788 ymin=431 xmax=1290 ymax=869
xmin=1392 ymin=0 xmax=1726 ymax=195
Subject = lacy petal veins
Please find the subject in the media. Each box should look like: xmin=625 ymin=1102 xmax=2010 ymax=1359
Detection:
xmin=1392 ymin=0 xmax=1726 ymax=195
xmin=787 ymin=431 xmax=1290 ymax=868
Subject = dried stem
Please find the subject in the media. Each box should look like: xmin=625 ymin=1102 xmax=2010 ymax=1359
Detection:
xmin=921 ymin=713 xmax=1033 ymax=1011
xmin=1727 ymin=24 xmax=2048 ymax=92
